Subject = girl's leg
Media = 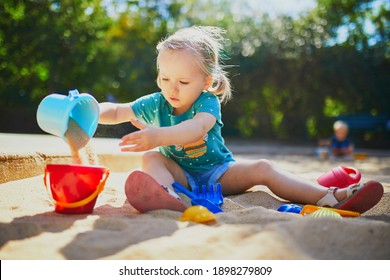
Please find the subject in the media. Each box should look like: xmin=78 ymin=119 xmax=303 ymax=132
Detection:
xmin=141 ymin=151 xmax=189 ymax=191
xmin=218 ymin=159 xmax=348 ymax=205
xmin=124 ymin=151 xmax=188 ymax=212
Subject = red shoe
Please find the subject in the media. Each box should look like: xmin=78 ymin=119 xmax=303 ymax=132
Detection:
xmin=316 ymin=180 xmax=384 ymax=214
xmin=124 ymin=171 xmax=187 ymax=213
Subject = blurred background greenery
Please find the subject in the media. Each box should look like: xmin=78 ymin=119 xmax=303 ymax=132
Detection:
xmin=1 ymin=0 xmax=389 ymax=148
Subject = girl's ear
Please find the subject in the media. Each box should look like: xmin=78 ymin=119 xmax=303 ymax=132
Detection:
xmin=204 ymin=75 xmax=214 ymax=90
xmin=156 ymin=74 xmax=162 ymax=89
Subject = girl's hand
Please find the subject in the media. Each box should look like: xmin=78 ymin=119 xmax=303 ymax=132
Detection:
xmin=119 ymin=113 xmax=216 ymax=152
xmin=119 ymin=119 xmax=161 ymax=152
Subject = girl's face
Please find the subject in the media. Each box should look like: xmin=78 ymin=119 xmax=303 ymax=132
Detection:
xmin=157 ymin=49 xmax=212 ymax=115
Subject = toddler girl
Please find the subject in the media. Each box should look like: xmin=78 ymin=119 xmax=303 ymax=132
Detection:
xmin=98 ymin=26 xmax=383 ymax=214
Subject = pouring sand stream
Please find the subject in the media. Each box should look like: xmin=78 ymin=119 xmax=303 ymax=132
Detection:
xmin=65 ymin=118 xmax=99 ymax=165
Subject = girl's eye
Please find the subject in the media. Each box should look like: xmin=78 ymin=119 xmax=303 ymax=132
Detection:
xmin=162 ymin=78 xmax=169 ymax=82
xmin=180 ymin=81 xmax=189 ymax=85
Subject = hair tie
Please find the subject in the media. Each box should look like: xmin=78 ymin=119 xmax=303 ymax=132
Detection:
xmin=213 ymin=65 xmax=222 ymax=76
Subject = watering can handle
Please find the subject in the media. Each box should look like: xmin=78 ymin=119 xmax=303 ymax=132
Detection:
xmin=43 ymin=169 xmax=110 ymax=209
xmin=68 ymin=89 xmax=80 ymax=99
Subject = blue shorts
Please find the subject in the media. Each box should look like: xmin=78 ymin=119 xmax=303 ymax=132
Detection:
xmin=183 ymin=162 xmax=232 ymax=191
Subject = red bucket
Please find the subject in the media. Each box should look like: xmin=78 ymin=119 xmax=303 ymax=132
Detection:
xmin=44 ymin=164 xmax=110 ymax=214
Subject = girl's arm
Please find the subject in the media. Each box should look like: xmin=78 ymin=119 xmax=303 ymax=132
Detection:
xmin=119 ymin=112 xmax=216 ymax=152
xmin=98 ymin=102 xmax=136 ymax=124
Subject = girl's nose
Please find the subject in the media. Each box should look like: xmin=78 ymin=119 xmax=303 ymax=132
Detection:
xmin=169 ymin=82 xmax=179 ymax=94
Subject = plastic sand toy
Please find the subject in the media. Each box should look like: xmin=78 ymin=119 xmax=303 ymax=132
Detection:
xmin=192 ymin=183 xmax=224 ymax=206
xmin=44 ymin=164 xmax=110 ymax=214
xmin=309 ymin=208 xmax=342 ymax=219
xmin=300 ymin=205 xmax=360 ymax=217
xmin=173 ymin=182 xmax=223 ymax=213
xmin=317 ymin=166 xmax=361 ymax=188
xmin=277 ymin=204 xmax=303 ymax=214
xmin=37 ymin=89 xmax=99 ymax=149
xmin=277 ymin=203 xmax=360 ymax=217
xmin=179 ymin=206 xmax=216 ymax=223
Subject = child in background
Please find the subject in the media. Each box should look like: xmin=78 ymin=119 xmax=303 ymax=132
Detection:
xmin=330 ymin=120 xmax=354 ymax=159
xmin=98 ymin=26 xmax=383 ymax=214
xmin=317 ymin=120 xmax=354 ymax=161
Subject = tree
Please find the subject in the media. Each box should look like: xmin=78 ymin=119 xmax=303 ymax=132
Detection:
xmin=0 ymin=0 xmax=112 ymax=106
xmin=1 ymin=0 xmax=388 ymax=147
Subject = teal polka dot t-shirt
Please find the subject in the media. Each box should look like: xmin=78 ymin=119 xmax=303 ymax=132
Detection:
xmin=131 ymin=91 xmax=235 ymax=173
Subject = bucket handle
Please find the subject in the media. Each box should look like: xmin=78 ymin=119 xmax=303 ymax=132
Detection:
xmin=43 ymin=169 xmax=110 ymax=209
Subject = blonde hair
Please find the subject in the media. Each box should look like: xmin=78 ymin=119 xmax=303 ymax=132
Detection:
xmin=156 ymin=26 xmax=232 ymax=103
xmin=333 ymin=120 xmax=349 ymax=131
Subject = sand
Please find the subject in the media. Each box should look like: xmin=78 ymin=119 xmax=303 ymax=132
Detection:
xmin=65 ymin=118 xmax=98 ymax=165
xmin=1 ymin=147 xmax=389 ymax=260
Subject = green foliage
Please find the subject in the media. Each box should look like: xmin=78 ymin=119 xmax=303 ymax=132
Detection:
xmin=100 ymin=1 xmax=173 ymax=102
xmin=0 ymin=0 xmax=113 ymax=105
xmin=323 ymin=97 xmax=347 ymax=117
xmin=0 ymin=0 xmax=389 ymax=146
xmin=224 ymin=0 xmax=389 ymax=140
